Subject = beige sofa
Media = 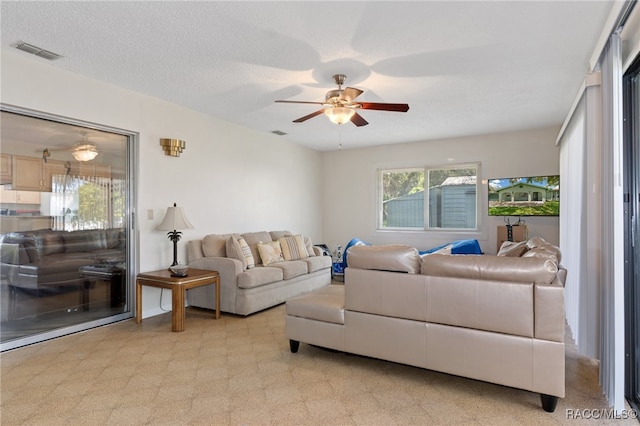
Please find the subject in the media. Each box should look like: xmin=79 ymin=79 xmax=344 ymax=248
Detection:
xmin=187 ymin=230 xmax=331 ymax=315
xmin=285 ymin=239 xmax=566 ymax=412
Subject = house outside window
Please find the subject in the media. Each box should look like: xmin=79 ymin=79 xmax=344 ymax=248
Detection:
xmin=379 ymin=164 xmax=479 ymax=231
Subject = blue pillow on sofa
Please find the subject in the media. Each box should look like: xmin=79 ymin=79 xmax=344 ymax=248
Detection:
xmin=420 ymin=239 xmax=482 ymax=255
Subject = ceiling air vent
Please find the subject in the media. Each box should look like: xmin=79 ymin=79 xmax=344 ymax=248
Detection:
xmin=15 ymin=42 xmax=62 ymax=61
xmin=271 ymin=130 xmax=287 ymax=136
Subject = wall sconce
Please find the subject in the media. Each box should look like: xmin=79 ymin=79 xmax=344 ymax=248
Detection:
xmin=160 ymin=139 xmax=186 ymax=157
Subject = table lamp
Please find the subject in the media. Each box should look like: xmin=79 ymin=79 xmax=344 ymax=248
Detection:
xmin=157 ymin=203 xmax=194 ymax=267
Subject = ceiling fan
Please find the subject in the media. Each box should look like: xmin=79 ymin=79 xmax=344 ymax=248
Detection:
xmin=41 ymin=137 xmax=100 ymax=162
xmin=275 ymin=74 xmax=409 ymax=127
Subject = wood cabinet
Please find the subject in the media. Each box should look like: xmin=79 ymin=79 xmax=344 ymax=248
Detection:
xmin=0 ymin=216 xmax=52 ymax=233
xmin=0 ymin=154 xmax=11 ymax=184
xmin=15 ymin=191 xmax=41 ymax=204
xmin=497 ymin=225 xmax=528 ymax=251
xmin=0 ymin=186 xmax=41 ymax=204
xmin=11 ymin=155 xmax=69 ymax=192
xmin=11 ymin=155 xmax=43 ymax=191
xmin=0 ymin=185 xmax=16 ymax=203
xmin=42 ymin=160 xmax=70 ymax=191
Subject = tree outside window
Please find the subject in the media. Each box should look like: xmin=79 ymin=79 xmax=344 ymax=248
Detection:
xmin=380 ymin=165 xmax=478 ymax=230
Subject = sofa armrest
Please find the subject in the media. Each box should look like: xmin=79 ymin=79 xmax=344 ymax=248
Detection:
xmin=534 ymin=282 xmax=565 ymax=342
xmin=188 ymin=256 xmax=243 ymax=313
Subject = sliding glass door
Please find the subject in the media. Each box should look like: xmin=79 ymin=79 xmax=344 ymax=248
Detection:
xmin=623 ymin=58 xmax=640 ymax=414
xmin=0 ymin=106 xmax=136 ymax=351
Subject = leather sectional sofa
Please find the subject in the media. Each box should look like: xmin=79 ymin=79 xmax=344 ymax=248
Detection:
xmin=1 ymin=228 xmax=125 ymax=290
xmin=187 ymin=230 xmax=331 ymax=316
xmin=285 ymin=239 xmax=566 ymax=412
xmin=1 ymin=228 xmax=126 ymax=318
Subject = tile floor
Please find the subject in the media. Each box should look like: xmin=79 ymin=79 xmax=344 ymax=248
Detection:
xmin=1 ymin=303 xmax=638 ymax=425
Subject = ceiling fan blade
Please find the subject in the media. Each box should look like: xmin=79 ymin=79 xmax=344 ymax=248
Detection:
xmin=342 ymin=87 xmax=363 ymax=101
xmin=358 ymin=102 xmax=410 ymax=112
xmin=275 ymin=100 xmax=324 ymax=105
xmin=292 ymin=109 xmax=326 ymax=123
xmin=350 ymin=112 xmax=369 ymax=127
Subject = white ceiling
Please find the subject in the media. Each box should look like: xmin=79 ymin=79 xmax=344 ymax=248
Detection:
xmin=1 ymin=1 xmax=614 ymax=151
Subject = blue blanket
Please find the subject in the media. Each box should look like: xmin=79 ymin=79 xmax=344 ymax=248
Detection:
xmin=419 ymin=239 xmax=482 ymax=255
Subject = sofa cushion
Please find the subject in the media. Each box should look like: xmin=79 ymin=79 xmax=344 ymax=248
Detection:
xmin=242 ymin=231 xmax=273 ymax=265
xmin=342 ymin=237 xmax=371 ymax=269
xmin=19 ymin=255 xmax=94 ymax=285
xmin=39 ymin=231 xmax=65 ymax=256
xmin=286 ymin=285 xmax=345 ymax=325
xmin=257 ymin=241 xmax=284 ymax=266
xmin=64 ymin=230 xmax=106 ymax=253
xmin=421 ymin=254 xmax=558 ymax=284
xmin=202 ymin=234 xmax=233 ymax=257
xmin=279 ymin=234 xmax=309 ymax=261
xmin=269 ymin=260 xmax=308 ymax=280
xmin=347 ymin=244 xmax=421 ymax=274
xmin=302 ymin=255 xmax=332 ymax=273
xmin=237 ymin=266 xmax=284 ymax=289
xmin=269 ymin=230 xmax=292 ymax=241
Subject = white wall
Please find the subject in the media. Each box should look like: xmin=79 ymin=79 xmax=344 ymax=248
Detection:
xmin=320 ymin=127 xmax=561 ymax=255
xmin=1 ymin=50 xmax=324 ymax=318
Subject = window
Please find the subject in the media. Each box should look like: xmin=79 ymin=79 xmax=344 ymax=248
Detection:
xmin=379 ymin=164 xmax=478 ymax=230
xmin=51 ymin=174 xmax=126 ymax=231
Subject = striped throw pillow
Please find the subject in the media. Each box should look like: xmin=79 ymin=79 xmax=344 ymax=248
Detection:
xmin=279 ymin=234 xmax=309 ymax=261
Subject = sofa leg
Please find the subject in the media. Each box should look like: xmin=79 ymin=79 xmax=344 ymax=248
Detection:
xmin=289 ymin=340 xmax=300 ymax=353
xmin=540 ymin=394 xmax=558 ymax=412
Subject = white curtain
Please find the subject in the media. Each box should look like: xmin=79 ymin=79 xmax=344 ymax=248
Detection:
xmin=560 ymin=82 xmax=603 ymax=361
xmin=558 ymin=31 xmax=626 ymax=412
xmin=559 ymin=96 xmax=588 ymax=350
xmin=599 ymin=32 xmax=626 ymax=413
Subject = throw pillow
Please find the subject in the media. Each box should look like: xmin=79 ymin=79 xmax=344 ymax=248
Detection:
xmin=497 ymin=240 xmax=529 ymax=257
xmin=279 ymin=234 xmax=309 ymax=261
xmin=226 ymin=236 xmax=247 ymax=270
xmin=257 ymin=241 xmax=284 ymax=266
xmin=238 ymin=237 xmax=255 ymax=269
xmin=303 ymin=235 xmax=316 ymax=256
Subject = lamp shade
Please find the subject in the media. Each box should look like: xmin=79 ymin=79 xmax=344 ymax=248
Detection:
xmin=72 ymin=144 xmax=99 ymax=161
xmin=324 ymin=106 xmax=355 ymax=125
xmin=157 ymin=203 xmax=194 ymax=231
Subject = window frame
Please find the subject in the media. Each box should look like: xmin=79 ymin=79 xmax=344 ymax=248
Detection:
xmin=377 ymin=162 xmax=481 ymax=233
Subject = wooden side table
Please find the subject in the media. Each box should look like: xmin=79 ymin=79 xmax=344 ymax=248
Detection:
xmin=135 ymin=268 xmax=220 ymax=332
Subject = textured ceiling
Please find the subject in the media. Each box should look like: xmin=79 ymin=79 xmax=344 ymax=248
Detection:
xmin=1 ymin=1 xmax=614 ymax=151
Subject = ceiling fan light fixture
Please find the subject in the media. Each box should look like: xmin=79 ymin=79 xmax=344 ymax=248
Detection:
xmin=325 ymin=106 xmax=355 ymax=125
xmin=72 ymin=144 xmax=99 ymax=161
